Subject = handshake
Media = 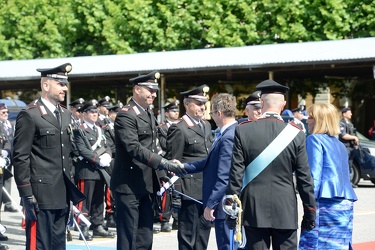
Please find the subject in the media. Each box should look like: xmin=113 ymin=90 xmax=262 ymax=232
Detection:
xmin=159 ymin=158 xmax=187 ymax=176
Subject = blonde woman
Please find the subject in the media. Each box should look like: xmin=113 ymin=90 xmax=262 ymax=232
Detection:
xmin=299 ymin=103 xmax=357 ymax=249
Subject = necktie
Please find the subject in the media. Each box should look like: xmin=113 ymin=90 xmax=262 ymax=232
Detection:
xmin=198 ymin=121 xmax=205 ymax=135
xmin=212 ymin=131 xmax=221 ymax=147
xmin=54 ymin=107 xmax=61 ymax=127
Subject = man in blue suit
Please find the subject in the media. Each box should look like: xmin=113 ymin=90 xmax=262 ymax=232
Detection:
xmin=182 ymin=93 xmax=238 ymax=250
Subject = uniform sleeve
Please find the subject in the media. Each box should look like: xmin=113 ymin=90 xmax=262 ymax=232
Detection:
xmin=165 ymin=124 xmax=185 ymax=161
xmin=115 ymin=111 xmax=162 ymax=169
xmin=294 ymin=133 xmax=316 ymax=213
xmin=339 ymin=120 xmax=347 ymax=139
xmin=13 ymin=111 xmax=36 ymax=197
xmin=226 ymin=127 xmax=245 ymax=196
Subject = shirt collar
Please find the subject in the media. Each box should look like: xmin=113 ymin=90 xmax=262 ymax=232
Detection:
xmin=41 ymin=97 xmax=58 ymax=114
xmin=219 ymin=120 xmax=237 ymax=134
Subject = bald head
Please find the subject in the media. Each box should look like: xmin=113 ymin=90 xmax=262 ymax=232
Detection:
xmin=261 ymin=93 xmax=286 ymax=114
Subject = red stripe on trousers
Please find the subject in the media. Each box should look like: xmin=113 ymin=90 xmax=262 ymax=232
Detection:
xmin=29 ymin=221 xmax=37 ymax=250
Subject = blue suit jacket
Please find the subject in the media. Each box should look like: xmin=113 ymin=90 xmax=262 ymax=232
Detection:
xmin=184 ymin=122 xmax=237 ymax=220
xmin=306 ymin=133 xmax=357 ymax=201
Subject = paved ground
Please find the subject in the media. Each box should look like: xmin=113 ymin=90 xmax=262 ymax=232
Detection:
xmin=1 ymin=179 xmax=375 ymax=249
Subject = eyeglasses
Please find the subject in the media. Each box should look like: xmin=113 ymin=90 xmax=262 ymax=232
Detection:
xmin=1 ymin=111 xmax=8 ymax=114
xmin=209 ymin=110 xmax=218 ymax=116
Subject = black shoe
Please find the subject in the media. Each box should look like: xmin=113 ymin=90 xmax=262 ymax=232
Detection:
xmin=78 ymin=226 xmax=93 ymax=241
xmin=106 ymin=218 xmax=116 ymax=228
xmin=160 ymin=222 xmax=172 ymax=232
xmin=93 ymin=225 xmax=115 ymax=238
xmin=3 ymin=206 xmax=17 ymax=213
xmin=0 ymin=233 xmax=8 ymax=241
xmin=153 ymin=227 xmax=160 ymax=234
xmin=172 ymin=220 xmax=178 ymax=230
xmin=0 ymin=243 xmax=8 ymax=250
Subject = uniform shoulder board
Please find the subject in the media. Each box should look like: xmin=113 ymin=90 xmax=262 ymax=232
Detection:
xmin=182 ymin=115 xmax=194 ymax=127
xmin=238 ymin=120 xmax=252 ymax=126
xmin=121 ymin=105 xmax=130 ymax=112
xmin=288 ymin=121 xmax=302 ymax=130
xmin=26 ymin=104 xmax=37 ymax=111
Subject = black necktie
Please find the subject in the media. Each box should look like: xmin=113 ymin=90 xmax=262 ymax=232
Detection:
xmin=198 ymin=121 xmax=205 ymax=135
xmin=54 ymin=107 xmax=61 ymax=127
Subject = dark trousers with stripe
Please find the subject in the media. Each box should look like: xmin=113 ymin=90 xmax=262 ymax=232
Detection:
xmin=25 ymin=208 xmax=69 ymax=250
xmin=77 ymin=179 xmax=105 ymax=227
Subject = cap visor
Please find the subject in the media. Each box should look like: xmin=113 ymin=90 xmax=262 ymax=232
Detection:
xmin=57 ymin=78 xmax=69 ymax=84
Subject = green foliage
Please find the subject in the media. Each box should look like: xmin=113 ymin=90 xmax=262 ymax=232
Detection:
xmin=0 ymin=0 xmax=373 ymax=60
xmin=0 ymin=0 xmax=373 ymax=98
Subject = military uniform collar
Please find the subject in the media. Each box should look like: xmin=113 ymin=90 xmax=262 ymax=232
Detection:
xmin=185 ymin=113 xmax=200 ymax=125
xmin=41 ymin=97 xmax=58 ymax=115
xmin=261 ymin=112 xmax=283 ymax=121
xmin=131 ymin=98 xmax=147 ymax=112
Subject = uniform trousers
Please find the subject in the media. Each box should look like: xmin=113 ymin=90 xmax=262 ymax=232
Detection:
xmin=77 ymin=179 xmax=105 ymax=227
xmin=178 ymin=199 xmax=211 ymax=250
xmin=244 ymin=226 xmax=297 ymax=250
xmin=25 ymin=208 xmax=69 ymax=250
xmin=114 ymin=191 xmax=153 ymax=250
xmin=105 ymin=186 xmax=115 ymax=216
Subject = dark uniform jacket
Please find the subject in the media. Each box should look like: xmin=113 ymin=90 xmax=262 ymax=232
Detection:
xmin=74 ymin=122 xmax=112 ymax=180
xmin=339 ymin=118 xmax=356 ymax=148
xmin=13 ymin=98 xmax=84 ymax=210
xmin=110 ymin=99 xmax=164 ymax=195
xmin=103 ymin=122 xmax=115 ymax=175
xmin=165 ymin=114 xmax=213 ymax=200
xmin=227 ymin=115 xmax=316 ymax=229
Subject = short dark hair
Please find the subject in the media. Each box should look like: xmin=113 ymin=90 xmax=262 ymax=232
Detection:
xmin=211 ymin=93 xmax=236 ymax=118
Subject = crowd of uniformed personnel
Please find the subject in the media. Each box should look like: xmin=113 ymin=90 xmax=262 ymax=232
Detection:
xmin=2 ymin=62 xmax=357 ymax=250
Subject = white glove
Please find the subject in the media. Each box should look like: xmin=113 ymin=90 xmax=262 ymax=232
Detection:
xmin=99 ymin=153 xmax=111 ymax=167
xmin=0 ymin=157 xmax=6 ymax=168
xmin=1 ymin=150 xmax=8 ymax=158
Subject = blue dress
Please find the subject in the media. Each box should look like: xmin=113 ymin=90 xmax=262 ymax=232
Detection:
xmin=299 ymin=134 xmax=357 ymax=250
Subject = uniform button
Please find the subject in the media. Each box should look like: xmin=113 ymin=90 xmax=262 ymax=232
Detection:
xmin=61 ymin=131 xmax=63 ymax=135
xmin=190 ymin=175 xmax=193 ymax=177
xmin=62 ymin=156 xmax=65 ymax=159
xmin=62 ymin=144 xmax=64 ymax=147
xmin=194 ymin=140 xmax=197 ymax=143
xmin=130 ymin=167 xmax=133 ymax=169
xmin=47 ymin=131 xmax=50 ymax=134
xmin=63 ymin=168 xmax=66 ymax=171
xmin=39 ymin=180 xmax=42 ymax=182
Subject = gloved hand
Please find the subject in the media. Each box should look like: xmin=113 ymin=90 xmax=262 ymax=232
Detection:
xmin=301 ymin=218 xmax=316 ymax=232
xmin=22 ymin=195 xmax=39 ymax=221
xmin=99 ymin=153 xmax=111 ymax=167
xmin=0 ymin=157 xmax=6 ymax=168
xmin=1 ymin=150 xmax=8 ymax=158
xmin=225 ymin=215 xmax=237 ymax=230
xmin=159 ymin=158 xmax=187 ymax=176
xmin=301 ymin=208 xmax=316 ymax=232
